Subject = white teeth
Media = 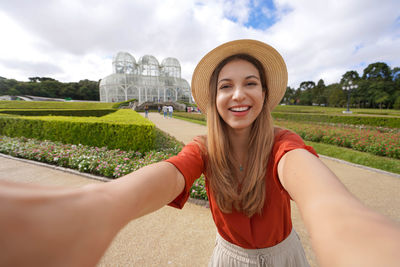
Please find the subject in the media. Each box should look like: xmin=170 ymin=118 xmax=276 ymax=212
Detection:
xmin=230 ymin=106 xmax=249 ymax=112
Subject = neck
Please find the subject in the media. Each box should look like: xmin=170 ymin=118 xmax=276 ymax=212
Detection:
xmin=227 ymin=127 xmax=251 ymax=164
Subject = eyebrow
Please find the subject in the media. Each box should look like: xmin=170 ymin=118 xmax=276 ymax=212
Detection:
xmin=217 ymin=75 xmax=260 ymax=85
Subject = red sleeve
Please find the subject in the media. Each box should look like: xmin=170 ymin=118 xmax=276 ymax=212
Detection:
xmin=272 ymin=130 xmax=318 ymax=196
xmin=165 ymin=142 xmax=205 ymax=209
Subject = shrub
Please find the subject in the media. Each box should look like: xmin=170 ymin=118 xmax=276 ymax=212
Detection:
xmin=112 ymin=99 xmax=137 ymax=109
xmin=173 ymin=112 xmax=206 ymax=122
xmin=0 ymin=110 xmax=155 ymax=153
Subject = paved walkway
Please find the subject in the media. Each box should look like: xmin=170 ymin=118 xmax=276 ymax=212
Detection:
xmin=0 ymin=112 xmax=399 ymax=266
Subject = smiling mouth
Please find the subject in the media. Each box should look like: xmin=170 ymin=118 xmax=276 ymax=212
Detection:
xmin=229 ymin=106 xmax=251 ymax=112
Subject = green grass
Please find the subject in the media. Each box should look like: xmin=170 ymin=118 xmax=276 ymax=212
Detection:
xmin=172 ymin=114 xmax=206 ymax=125
xmin=0 ymin=100 xmax=115 ymax=109
xmin=305 ymin=141 xmax=400 ymax=174
xmin=171 ymin=114 xmax=400 ymax=174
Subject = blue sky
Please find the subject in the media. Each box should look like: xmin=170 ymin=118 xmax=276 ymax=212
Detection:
xmin=244 ymin=0 xmax=279 ymax=29
xmin=0 ymin=0 xmax=399 ymax=88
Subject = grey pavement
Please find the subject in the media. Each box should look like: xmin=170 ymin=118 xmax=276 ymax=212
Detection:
xmin=0 ymin=112 xmax=399 ymax=266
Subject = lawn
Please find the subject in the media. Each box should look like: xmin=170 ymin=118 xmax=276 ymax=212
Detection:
xmin=172 ymin=109 xmax=400 ymax=174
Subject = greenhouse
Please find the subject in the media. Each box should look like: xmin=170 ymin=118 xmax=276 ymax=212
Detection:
xmin=99 ymin=52 xmax=191 ymax=103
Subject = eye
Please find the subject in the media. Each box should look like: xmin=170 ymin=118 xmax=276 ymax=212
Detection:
xmin=246 ymin=81 xmax=258 ymax=86
xmin=219 ymin=84 xmax=231 ymax=90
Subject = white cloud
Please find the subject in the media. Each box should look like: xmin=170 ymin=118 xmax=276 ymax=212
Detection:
xmin=0 ymin=0 xmax=398 ymax=89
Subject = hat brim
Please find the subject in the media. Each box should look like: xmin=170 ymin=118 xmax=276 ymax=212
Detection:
xmin=191 ymin=39 xmax=288 ymax=114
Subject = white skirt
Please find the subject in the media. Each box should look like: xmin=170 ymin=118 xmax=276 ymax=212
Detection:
xmin=208 ymin=229 xmax=310 ymax=267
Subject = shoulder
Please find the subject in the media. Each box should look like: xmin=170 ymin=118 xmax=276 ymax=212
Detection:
xmin=271 ymin=127 xmax=318 ymax=162
xmin=173 ymin=135 xmax=207 ymax=158
xmin=166 ymin=137 xmax=206 ymax=176
xmin=273 ymin=127 xmax=303 ymax=146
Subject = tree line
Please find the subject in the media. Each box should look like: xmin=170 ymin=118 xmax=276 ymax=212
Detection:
xmin=282 ymin=62 xmax=400 ymax=109
xmin=0 ymin=77 xmax=99 ymax=101
xmin=1 ymin=61 xmax=400 ymax=109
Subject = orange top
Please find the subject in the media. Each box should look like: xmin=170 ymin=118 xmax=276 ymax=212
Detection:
xmin=165 ymin=130 xmax=318 ymax=249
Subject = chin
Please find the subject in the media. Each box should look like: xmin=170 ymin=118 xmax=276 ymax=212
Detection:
xmin=227 ymin=122 xmax=253 ymax=131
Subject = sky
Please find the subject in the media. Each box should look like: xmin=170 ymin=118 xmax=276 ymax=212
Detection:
xmin=0 ymin=0 xmax=399 ymax=89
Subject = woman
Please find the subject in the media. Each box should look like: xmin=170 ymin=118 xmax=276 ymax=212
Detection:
xmin=167 ymin=41 xmax=314 ymax=265
xmin=1 ymin=40 xmax=399 ymax=267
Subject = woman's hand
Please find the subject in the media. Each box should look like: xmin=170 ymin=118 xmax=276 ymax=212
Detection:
xmin=0 ymin=161 xmax=185 ymax=266
xmin=278 ymin=149 xmax=400 ymax=267
xmin=0 ymin=181 xmax=119 ymax=267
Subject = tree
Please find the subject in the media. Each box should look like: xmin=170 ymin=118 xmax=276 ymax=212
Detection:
xmin=282 ymin=86 xmax=296 ymax=105
xmin=392 ymin=67 xmax=400 ymax=81
xmin=340 ymin=71 xmax=361 ymax=108
xmin=362 ymin=62 xmax=392 ymax=81
xmin=298 ymin=81 xmax=315 ymax=105
xmin=361 ymin=63 xmax=397 ymax=108
xmin=327 ymin=84 xmax=346 ymax=107
xmin=340 ymin=70 xmax=360 ymax=84
xmin=312 ymin=79 xmax=327 ymax=105
xmin=0 ymin=78 xmax=18 ymax=95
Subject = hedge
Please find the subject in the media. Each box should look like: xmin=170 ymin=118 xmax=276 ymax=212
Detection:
xmin=271 ymin=112 xmax=400 ymax=129
xmin=0 ymin=109 xmax=116 ymax=117
xmin=173 ymin=112 xmax=206 ymax=122
xmin=0 ymin=110 xmax=155 ymax=152
xmin=112 ymin=99 xmax=137 ymax=109
xmin=0 ymin=100 xmax=115 ymax=109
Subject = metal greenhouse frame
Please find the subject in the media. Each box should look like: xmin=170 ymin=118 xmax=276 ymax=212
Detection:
xmin=100 ymin=52 xmax=191 ymax=103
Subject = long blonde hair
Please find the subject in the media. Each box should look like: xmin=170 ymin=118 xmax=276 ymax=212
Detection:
xmin=201 ymin=54 xmax=275 ymax=217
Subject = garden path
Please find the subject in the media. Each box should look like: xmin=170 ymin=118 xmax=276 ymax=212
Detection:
xmin=0 ymin=112 xmax=398 ymax=266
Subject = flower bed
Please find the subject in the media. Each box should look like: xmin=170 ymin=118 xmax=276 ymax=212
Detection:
xmin=0 ymin=135 xmax=207 ymax=200
xmin=275 ymin=120 xmax=400 ymax=159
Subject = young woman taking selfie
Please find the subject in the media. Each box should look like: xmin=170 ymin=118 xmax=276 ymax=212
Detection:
xmin=1 ymin=39 xmax=399 ymax=267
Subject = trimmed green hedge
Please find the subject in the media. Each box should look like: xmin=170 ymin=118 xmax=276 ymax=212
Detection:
xmin=0 ymin=100 xmax=115 ymax=109
xmin=173 ymin=112 xmax=206 ymax=122
xmin=271 ymin=112 xmax=400 ymax=128
xmin=112 ymin=99 xmax=137 ymax=109
xmin=0 ymin=109 xmax=116 ymax=117
xmin=0 ymin=110 xmax=155 ymax=152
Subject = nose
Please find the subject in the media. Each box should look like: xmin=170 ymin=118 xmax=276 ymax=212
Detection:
xmin=232 ymin=85 xmax=245 ymax=101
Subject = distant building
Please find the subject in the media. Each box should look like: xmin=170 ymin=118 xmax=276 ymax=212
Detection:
xmin=99 ymin=52 xmax=191 ymax=103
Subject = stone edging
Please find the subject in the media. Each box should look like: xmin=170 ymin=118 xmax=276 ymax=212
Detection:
xmin=0 ymin=153 xmax=111 ymax=182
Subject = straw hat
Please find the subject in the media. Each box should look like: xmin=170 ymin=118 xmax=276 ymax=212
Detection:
xmin=191 ymin=39 xmax=288 ymax=114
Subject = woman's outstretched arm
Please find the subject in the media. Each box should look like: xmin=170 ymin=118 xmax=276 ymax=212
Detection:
xmin=278 ymin=149 xmax=400 ymax=267
xmin=0 ymin=161 xmax=184 ymax=267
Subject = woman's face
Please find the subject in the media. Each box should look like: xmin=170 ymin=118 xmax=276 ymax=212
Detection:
xmin=216 ymin=59 xmax=265 ymax=132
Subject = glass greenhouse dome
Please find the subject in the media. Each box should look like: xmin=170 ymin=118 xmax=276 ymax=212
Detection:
xmin=100 ymin=52 xmax=191 ymax=103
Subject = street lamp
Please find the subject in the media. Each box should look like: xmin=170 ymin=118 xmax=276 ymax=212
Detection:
xmin=342 ymin=81 xmax=358 ymax=114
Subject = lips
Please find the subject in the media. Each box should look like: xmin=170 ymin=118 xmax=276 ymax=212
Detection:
xmin=229 ymin=106 xmax=251 ymax=112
